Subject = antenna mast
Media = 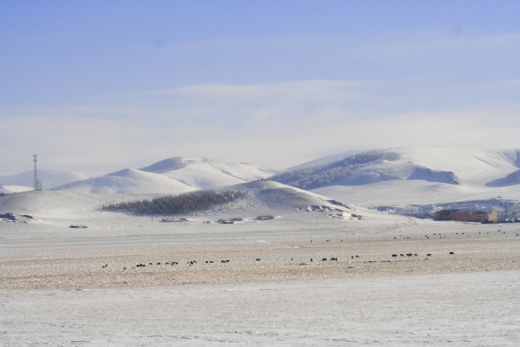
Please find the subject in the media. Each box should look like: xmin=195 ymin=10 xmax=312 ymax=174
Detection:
xmin=33 ymin=154 xmax=42 ymax=191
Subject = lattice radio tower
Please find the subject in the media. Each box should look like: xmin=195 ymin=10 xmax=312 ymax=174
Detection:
xmin=33 ymin=154 xmax=42 ymax=191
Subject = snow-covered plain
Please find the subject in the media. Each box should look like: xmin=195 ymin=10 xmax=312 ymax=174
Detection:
xmin=2 ymin=271 xmax=520 ymax=346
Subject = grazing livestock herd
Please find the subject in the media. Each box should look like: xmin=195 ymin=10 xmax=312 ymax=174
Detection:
xmin=101 ymin=251 xmax=458 ymax=271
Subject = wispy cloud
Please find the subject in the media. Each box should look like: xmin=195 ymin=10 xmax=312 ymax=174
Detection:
xmin=1 ymin=80 xmax=519 ymax=176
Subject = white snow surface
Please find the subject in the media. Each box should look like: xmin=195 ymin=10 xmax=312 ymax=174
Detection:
xmin=394 ymin=147 xmax=520 ymax=186
xmin=53 ymin=168 xmax=195 ymax=195
xmin=55 ymin=157 xmax=276 ymax=194
xmin=287 ymin=149 xmax=366 ymax=170
xmin=2 ymin=271 xmax=519 ymax=346
xmin=0 ymin=169 xmax=88 ymax=189
xmin=0 ymin=185 xmax=33 ymax=194
xmin=142 ymin=157 xmax=277 ymax=190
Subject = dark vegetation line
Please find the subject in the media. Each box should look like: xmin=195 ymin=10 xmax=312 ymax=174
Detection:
xmin=102 ymin=190 xmax=248 ymax=215
xmin=271 ymin=150 xmax=401 ymax=190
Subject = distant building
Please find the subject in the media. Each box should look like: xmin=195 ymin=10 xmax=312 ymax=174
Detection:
xmin=487 ymin=210 xmax=498 ymax=222
xmin=433 ymin=209 xmax=459 ymax=221
xmin=435 ymin=209 xmax=497 ymax=222
xmin=454 ymin=211 xmax=470 ymax=222
xmin=469 ymin=211 xmax=488 ymax=222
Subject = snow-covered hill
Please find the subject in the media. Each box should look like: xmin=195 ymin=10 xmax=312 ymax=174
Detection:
xmin=140 ymin=157 xmax=276 ymax=190
xmin=0 ymin=180 xmax=400 ymax=227
xmin=271 ymin=148 xmax=520 ymax=209
xmin=0 ymin=169 xmax=88 ymax=189
xmin=54 ymin=168 xmax=195 ymax=194
xmin=274 ymin=148 xmax=520 ymax=189
xmin=286 ymin=150 xmax=366 ymax=170
xmin=54 ymin=157 xmax=276 ymax=194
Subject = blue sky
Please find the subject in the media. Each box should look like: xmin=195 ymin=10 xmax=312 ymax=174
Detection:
xmin=1 ymin=1 xmax=520 ymax=176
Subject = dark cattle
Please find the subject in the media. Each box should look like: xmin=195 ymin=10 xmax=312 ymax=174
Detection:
xmin=427 ymin=254 xmax=432 ymax=257
xmin=449 ymin=252 xmax=454 ymax=255
xmin=331 ymin=257 xmax=338 ymax=261
xmin=149 ymin=263 xmax=153 ymax=265
xmin=310 ymin=258 xmax=313 ymax=262
xmin=256 ymin=258 xmax=261 ymax=261
xmin=157 ymin=262 xmax=161 ymax=265
xmin=322 ymin=258 xmax=327 ymax=261
xmin=392 ymin=254 xmax=397 ymax=257
xmin=165 ymin=262 xmax=170 ymax=265
xmin=400 ymin=254 xmax=404 ymax=257
xmin=355 ymin=255 xmax=360 ymax=258
xmin=406 ymin=253 xmax=413 ymax=257
xmin=413 ymin=254 xmax=418 ymax=256
xmin=210 ymin=261 xmax=214 ymax=263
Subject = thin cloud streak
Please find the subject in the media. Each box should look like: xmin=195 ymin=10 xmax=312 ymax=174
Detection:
xmin=1 ymin=80 xmax=519 ymax=176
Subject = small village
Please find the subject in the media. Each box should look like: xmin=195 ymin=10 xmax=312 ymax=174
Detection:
xmin=431 ymin=209 xmax=520 ymax=223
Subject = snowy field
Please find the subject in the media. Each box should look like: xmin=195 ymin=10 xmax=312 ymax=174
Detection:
xmin=2 ymin=271 xmax=520 ymax=346
xmin=2 ymin=182 xmax=520 ymax=345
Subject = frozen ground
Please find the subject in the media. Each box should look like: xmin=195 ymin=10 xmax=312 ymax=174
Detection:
xmin=2 ymin=271 xmax=520 ymax=346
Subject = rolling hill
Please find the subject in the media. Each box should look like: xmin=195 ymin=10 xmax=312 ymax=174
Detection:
xmin=54 ymin=157 xmax=276 ymax=194
xmin=271 ymin=148 xmax=520 ymax=210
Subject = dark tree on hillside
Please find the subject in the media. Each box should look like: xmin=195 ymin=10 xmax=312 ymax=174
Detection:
xmin=102 ymin=190 xmax=248 ymax=215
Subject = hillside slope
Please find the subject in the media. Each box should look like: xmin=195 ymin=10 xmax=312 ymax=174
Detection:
xmin=274 ymin=148 xmax=520 ymax=189
xmin=54 ymin=168 xmax=195 ymax=194
xmin=271 ymin=148 xmax=520 ymax=208
xmin=140 ymin=157 xmax=276 ymax=190
xmin=0 ymin=180 xmax=404 ymax=227
xmin=56 ymin=157 xmax=276 ymax=194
